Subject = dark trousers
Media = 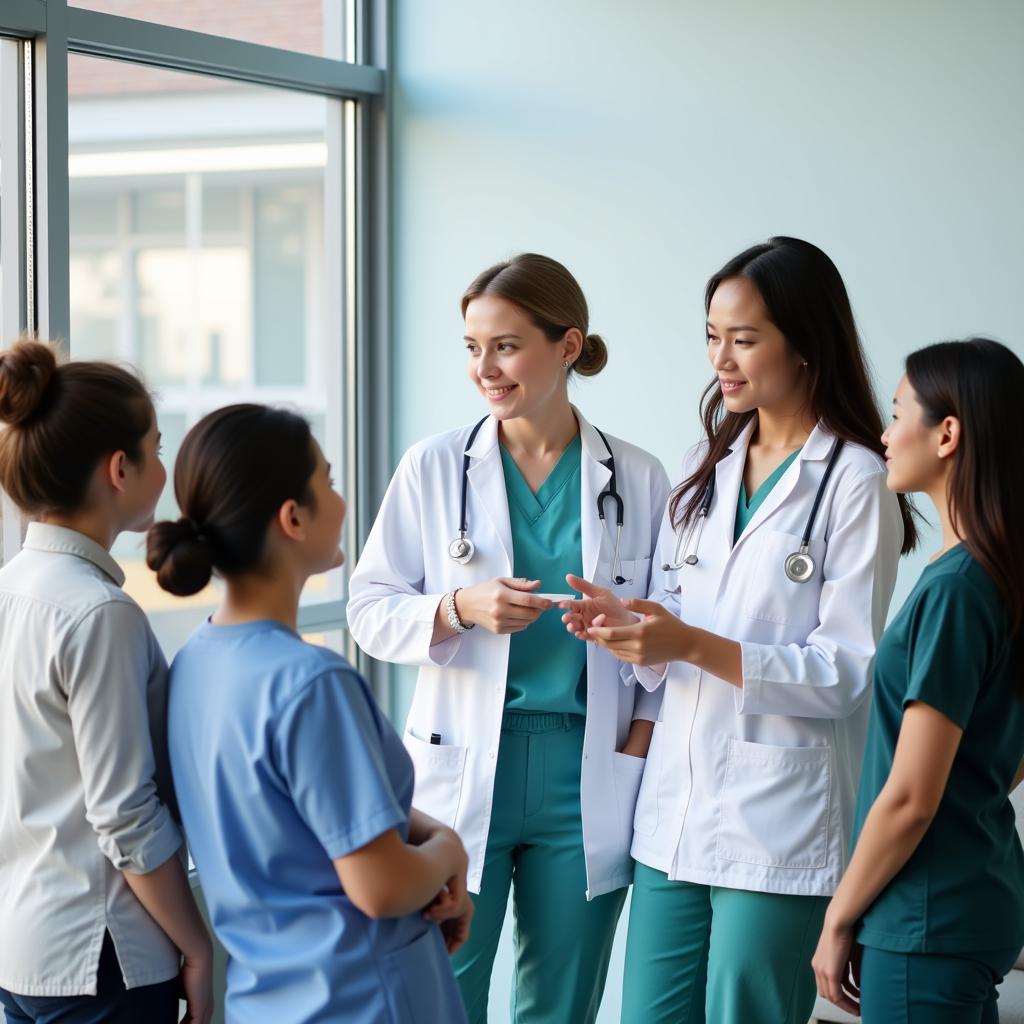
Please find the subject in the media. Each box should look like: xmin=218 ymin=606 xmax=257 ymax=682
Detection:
xmin=0 ymin=932 xmax=178 ymax=1024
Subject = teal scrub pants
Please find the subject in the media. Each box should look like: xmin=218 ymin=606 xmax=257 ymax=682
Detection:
xmin=452 ymin=711 xmax=626 ymax=1024
xmin=859 ymin=945 xmax=1020 ymax=1024
xmin=621 ymin=862 xmax=828 ymax=1024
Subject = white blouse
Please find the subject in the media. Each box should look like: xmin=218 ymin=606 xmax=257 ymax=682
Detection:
xmin=0 ymin=524 xmax=182 ymax=996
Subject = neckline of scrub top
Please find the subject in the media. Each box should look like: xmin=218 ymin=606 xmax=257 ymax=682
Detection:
xmin=499 ymin=433 xmax=582 ymax=525
xmin=735 ymin=448 xmax=802 ymax=543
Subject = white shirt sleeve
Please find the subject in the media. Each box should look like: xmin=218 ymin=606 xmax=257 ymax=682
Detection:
xmin=347 ymin=449 xmax=462 ymax=667
xmin=60 ymin=600 xmax=182 ymax=873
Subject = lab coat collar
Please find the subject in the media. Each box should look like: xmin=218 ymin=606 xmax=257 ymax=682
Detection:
xmin=22 ymin=522 xmax=126 ymax=586
xmin=463 ymin=405 xmax=610 ymax=465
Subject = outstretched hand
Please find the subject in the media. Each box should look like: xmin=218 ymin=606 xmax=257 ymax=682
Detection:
xmin=559 ymin=574 xmax=637 ymax=638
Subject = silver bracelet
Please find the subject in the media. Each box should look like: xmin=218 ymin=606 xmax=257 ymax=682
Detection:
xmin=446 ymin=588 xmax=474 ymax=634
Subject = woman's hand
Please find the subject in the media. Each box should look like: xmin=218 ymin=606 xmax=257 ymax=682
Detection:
xmin=560 ymin=575 xmax=637 ymax=637
xmin=455 ymin=578 xmax=552 ymax=635
xmin=583 ymin=598 xmax=690 ymax=667
xmin=423 ymin=865 xmax=475 ymax=955
xmin=178 ymin=945 xmax=215 ymax=1024
xmin=812 ymin=912 xmax=862 ymax=1016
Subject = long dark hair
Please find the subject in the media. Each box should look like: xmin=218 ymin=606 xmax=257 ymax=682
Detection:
xmin=146 ymin=404 xmax=317 ymax=596
xmin=906 ymin=339 xmax=1024 ymax=692
xmin=669 ymin=236 xmax=918 ymax=554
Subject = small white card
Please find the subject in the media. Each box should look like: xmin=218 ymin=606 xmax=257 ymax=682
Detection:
xmin=535 ymin=592 xmax=578 ymax=602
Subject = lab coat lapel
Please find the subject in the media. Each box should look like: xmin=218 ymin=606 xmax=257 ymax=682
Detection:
xmin=708 ymin=420 xmax=754 ymax=558
xmin=466 ymin=417 xmax=514 ymax=573
xmin=731 ymin=422 xmax=833 ymax=554
xmin=576 ymin=408 xmax=612 ymax=584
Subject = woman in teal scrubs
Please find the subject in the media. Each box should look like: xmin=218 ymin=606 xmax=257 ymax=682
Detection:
xmin=348 ymin=254 xmax=669 ymax=1023
xmin=813 ymin=338 xmax=1024 ymax=1023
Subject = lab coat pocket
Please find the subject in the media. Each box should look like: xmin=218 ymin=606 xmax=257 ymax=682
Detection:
xmin=381 ymin=926 xmax=459 ymax=1023
xmin=596 ymin=555 xmax=652 ymax=598
xmin=612 ymin=751 xmax=647 ymax=843
xmin=743 ymin=530 xmax=826 ymax=626
xmin=632 ymin=726 xmax=662 ymax=837
xmin=716 ymin=739 xmax=831 ymax=869
xmin=404 ymin=731 xmax=469 ymax=829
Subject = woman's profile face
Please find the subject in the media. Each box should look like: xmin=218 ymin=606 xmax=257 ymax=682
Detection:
xmin=881 ymin=374 xmax=948 ymax=494
xmin=706 ymin=276 xmax=807 ymax=418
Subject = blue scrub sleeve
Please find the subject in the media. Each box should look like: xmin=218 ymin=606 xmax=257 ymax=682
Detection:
xmin=272 ymin=669 xmax=407 ymax=859
xmin=904 ymin=575 xmax=997 ymax=729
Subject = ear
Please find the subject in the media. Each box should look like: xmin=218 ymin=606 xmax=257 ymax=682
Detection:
xmin=936 ymin=415 xmax=961 ymax=459
xmin=561 ymin=327 xmax=584 ymax=365
xmin=276 ymin=498 xmax=308 ymax=542
xmin=106 ymin=451 xmax=129 ymax=494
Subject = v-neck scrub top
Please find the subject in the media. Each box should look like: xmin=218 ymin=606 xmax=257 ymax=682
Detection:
xmin=500 ymin=434 xmax=587 ymax=716
xmin=734 ymin=449 xmax=801 ymax=542
xmin=853 ymin=545 xmax=1024 ymax=955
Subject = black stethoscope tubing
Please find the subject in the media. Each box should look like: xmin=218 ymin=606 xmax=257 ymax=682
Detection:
xmin=450 ymin=417 xmax=627 ymax=582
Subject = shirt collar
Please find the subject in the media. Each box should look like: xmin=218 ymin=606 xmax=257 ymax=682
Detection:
xmin=22 ymin=522 xmax=127 ymax=587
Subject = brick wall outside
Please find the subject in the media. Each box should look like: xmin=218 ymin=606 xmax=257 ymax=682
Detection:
xmin=69 ymin=0 xmax=323 ymax=97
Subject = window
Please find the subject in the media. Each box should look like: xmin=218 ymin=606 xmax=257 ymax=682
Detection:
xmin=68 ymin=56 xmax=346 ymax=652
xmin=0 ymin=1 xmax=387 ymax=672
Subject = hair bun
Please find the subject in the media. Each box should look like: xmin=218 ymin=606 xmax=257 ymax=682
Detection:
xmin=0 ymin=340 xmax=58 ymax=426
xmin=146 ymin=517 xmax=214 ymax=597
xmin=575 ymin=333 xmax=608 ymax=377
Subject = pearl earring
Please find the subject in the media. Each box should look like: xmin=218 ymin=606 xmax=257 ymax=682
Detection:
xmin=562 ymin=360 xmax=570 ymax=369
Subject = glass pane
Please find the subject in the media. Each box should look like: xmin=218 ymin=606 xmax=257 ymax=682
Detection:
xmin=68 ymin=55 xmax=345 ymax=658
xmin=67 ymin=0 xmax=347 ymax=59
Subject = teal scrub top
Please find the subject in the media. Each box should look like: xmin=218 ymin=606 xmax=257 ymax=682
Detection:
xmin=853 ymin=545 xmax=1024 ymax=955
xmin=734 ymin=449 xmax=801 ymax=542
xmin=500 ymin=434 xmax=587 ymax=716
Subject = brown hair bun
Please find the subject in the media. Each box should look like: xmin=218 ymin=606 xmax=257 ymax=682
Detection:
xmin=0 ymin=339 xmax=58 ymax=426
xmin=575 ymin=333 xmax=608 ymax=377
xmin=146 ymin=517 xmax=215 ymax=597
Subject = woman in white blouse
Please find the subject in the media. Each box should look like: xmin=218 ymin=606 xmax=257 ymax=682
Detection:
xmin=0 ymin=339 xmax=212 ymax=1024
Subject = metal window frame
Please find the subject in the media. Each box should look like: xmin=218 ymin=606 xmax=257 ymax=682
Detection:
xmin=0 ymin=0 xmax=392 ymax=679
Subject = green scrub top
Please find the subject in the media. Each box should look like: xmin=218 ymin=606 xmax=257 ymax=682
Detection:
xmin=734 ymin=449 xmax=801 ymax=542
xmin=853 ymin=545 xmax=1024 ymax=955
xmin=500 ymin=434 xmax=587 ymax=716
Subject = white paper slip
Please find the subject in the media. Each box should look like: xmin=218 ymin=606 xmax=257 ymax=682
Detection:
xmin=535 ymin=592 xmax=578 ymax=602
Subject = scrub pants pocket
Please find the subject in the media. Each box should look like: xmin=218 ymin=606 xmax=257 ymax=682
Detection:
xmin=381 ymin=926 xmax=467 ymax=1024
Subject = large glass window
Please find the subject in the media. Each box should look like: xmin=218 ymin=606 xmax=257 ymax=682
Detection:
xmin=68 ymin=54 xmax=346 ymax=654
xmin=68 ymin=0 xmax=350 ymax=58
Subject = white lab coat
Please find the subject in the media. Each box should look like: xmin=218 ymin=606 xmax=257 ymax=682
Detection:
xmin=631 ymin=420 xmax=903 ymax=897
xmin=347 ymin=409 xmax=670 ymax=897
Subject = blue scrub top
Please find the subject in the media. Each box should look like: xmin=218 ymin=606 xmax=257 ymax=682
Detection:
xmin=168 ymin=620 xmax=466 ymax=1024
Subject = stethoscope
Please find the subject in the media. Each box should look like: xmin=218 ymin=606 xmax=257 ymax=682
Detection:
xmin=449 ymin=416 xmax=631 ymax=585
xmin=662 ymin=437 xmax=845 ymax=584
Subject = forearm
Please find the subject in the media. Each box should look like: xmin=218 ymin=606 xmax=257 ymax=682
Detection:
xmin=382 ymin=833 xmax=463 ymax=917
xmin=679 ymin=627 xmax=743 ymax=687
xmin=407 ymin=807 xmax=450 ymax=846
xmin=123 ymin=853 xmax=211 ymax=959
xmin=826 ymin=788 xmax=934 ymax=929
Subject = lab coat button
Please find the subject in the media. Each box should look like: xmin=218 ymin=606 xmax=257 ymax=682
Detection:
xmin=488 ymin=751 xmax=495 ymax=759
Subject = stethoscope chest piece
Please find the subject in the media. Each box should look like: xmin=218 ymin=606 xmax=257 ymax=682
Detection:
xmin=784 ymin=546 xmax=815 ymax=583
xmin=448 ymin=535 xmax=475 ymax=565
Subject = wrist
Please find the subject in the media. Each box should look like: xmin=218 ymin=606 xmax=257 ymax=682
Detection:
xmin=824 ymin=902 xmax=857 ymax=934
xmin=451 ymin=588 xmax=475 ymax=629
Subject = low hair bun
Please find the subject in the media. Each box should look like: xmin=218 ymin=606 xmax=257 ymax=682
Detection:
xmin=0 ymin=339 xmax=58 ymax=426
xmin=146 ymin=516 xmax=214 ymax=597
xmin=574 ymin=333 xmax=608 ymax=377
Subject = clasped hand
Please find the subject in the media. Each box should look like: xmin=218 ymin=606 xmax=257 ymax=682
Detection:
xmin=558 ymin=574 xmax=688 ymax=667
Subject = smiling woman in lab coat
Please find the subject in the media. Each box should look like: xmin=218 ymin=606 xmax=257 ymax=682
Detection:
xmin=347 ymin=253 xmax=669 ymax=1023
xmin=565 ymin=237 xmax=918 ymax=1024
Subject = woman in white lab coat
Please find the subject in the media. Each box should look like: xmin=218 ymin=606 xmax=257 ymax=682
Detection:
xmin=565 ymin=237 xmax=916 ymax=1024
xmin=347 ymin=253 xmax=669 ymax=1023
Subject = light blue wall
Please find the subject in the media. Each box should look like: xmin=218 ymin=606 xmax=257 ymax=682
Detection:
xmin=388 ymin=2 xmax=1024 ymax=1019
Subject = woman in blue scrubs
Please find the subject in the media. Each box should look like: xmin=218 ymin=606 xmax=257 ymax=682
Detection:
xmin=148 ymin=404 xmax=472 ymax=1023
xmin=814 ymin=339 xmax=1024 ymax=1023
